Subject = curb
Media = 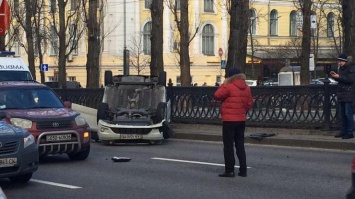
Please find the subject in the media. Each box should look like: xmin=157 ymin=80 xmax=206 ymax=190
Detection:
xmin=171 ymin=125 xmax=355 ymax=151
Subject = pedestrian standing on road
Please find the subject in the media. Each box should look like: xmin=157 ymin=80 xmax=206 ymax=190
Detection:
xmin=214 ymin=67 xmax=253 ymax=177
xmin=330 ymin=54 xmax=355 ymax=139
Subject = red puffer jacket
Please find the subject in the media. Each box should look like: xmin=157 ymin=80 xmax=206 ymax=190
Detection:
xmin=214 ymin=74 xmax=253 ymax=121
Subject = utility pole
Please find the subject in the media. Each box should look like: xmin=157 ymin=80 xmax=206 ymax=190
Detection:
xmin=123 ymin=0 xmax=129 ymax=76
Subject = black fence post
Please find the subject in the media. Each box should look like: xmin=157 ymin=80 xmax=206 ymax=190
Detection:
xmin=167 ymin=78 xmax=174 ymax=120
xmin=323 ymin=77 xmax=331 ymax=130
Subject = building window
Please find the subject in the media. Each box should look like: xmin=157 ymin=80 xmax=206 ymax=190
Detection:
xmin=47 ymin=76 xmax=55 ymax=81
xmin=216 ymin=75 xmax=222 ymax=85
xmin=49 ymin=0 xmax=56 ymax=13
xmin=175 ymin=0 xmax=181 ymax=10
xmin=143 ymin=22 xmax=152 ymax=55
xmin=270 ymin=9 xmax=278 ymax=36
xmin=69 ymin=24 xmax=78 ymax=55
xmin=145 ymin=0 xmax=152 ymax=9
xmin=327 ymin=12 xmax=334 ymax=37
xmin=50 ymin=26 xmax=59 ymax=56
xmin=12 ymin=42 xmax=21 ymax=56
xmin=68 ymin=76 xmax=76 ymax=81
xmin=32 ymin=27 xmax=39 ymax=56
xmin=202 ymin=24 xmax=214 ymax=55
xmin=289 ymin=11 xmax=297 ymax=36
xmin=13 ymin=0 xmax=19 ymax=14
xmin=204 ymin=0 xmax=213 ymax=12
xmin=70 ymin=0 xmax=78 ymax=11
xmin=249 ymin=9 xmax=256 ymax=35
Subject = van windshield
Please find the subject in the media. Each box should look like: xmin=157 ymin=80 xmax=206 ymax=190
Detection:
xmin=0 ymin=71 xmax=33 ymax=81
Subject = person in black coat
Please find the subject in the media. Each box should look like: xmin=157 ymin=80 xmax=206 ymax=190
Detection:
xmin=330 ymin=54 xmax=355 ymax=139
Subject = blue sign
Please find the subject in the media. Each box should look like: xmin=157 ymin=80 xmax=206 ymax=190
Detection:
xmin=40 ymin=64 xmax=49 ymax=72
xmin=221 ymin=60 xmax=226 ymax=69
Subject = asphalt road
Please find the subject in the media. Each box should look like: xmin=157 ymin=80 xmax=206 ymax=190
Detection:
xmin=0 ymin=140 xmax=353 ymax=199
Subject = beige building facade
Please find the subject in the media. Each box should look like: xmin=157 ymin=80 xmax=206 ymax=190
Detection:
xmin=7 ymin=0 xmax=341 ymax=87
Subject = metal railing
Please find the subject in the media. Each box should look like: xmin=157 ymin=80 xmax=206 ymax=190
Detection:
xmin=52 ymin=81 xmax=339 ymax=130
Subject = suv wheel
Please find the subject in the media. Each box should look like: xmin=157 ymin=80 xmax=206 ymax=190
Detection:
xmin=153 ymin=102 xmax=166 ymax=124
xmin=97 ymin=103 xmax=109 ymax=123
xmin=67 ymin=146 xmax=90 ymax=161
xmin=162 ymin=121 xmax=173 ymax=139
xmin=9 ymin=173 xmax=33 ymax=183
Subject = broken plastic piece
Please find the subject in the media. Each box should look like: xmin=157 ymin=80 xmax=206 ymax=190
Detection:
xmin=111 ymin=157 xmax=131 ymax=162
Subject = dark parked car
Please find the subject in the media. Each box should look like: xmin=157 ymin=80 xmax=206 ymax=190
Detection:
xmin=346 ymin=157 xmax=355 ymax=199
xmin=262 ymin=77 xmax=278 ymax=86
xmin=44 ymin=81 xmax=81 ymax=89
xmin=0 ymin=81 xmax=90 ymax=160
xmin=0 ymin=117 xmax=38 ymax=183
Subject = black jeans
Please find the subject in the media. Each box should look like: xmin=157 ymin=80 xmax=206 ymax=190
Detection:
xmin=339 ymin=102 xmax=354 ymax=136
xmin=222 ymin=121 xmax=247 ymax=173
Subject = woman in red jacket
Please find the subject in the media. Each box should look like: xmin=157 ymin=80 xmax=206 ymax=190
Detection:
xmin=214 ymin=67 xmax=253 ymax=177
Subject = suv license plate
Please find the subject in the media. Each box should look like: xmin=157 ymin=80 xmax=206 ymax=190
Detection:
xmin=46 ymin=134 xmax=72 ymax=142
xmin=120 ymin=134 xmax=142 ymax=139
xmin=0 ymin=158 xmax=17 ymax=167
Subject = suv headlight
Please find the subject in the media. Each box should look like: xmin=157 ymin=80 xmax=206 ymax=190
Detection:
xmin=75 ymin=115 xmax=87 ymax=126
xmin=24 ymin=134 xmax=35 ymax=148
xmin=10 ymin=118 xmax=32 ymax=129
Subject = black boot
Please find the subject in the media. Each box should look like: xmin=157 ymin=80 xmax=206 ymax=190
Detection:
xmin=334 ymin=133 xmax=344 ymax=138
xmin=218 ymin=172 xmax=235 ymax=177
xmin=238 ymin=168 xmax=247 ymax=177
xmin=342 ymin=134 xmax=354 ymax=139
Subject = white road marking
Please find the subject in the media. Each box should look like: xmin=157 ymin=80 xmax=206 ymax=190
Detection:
xmin=152 ymin=157 xmax=252 ymax=168
xmin=30 ymin=179 xmax=81 ymax=189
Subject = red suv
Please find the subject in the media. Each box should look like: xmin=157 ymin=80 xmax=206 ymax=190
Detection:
xmin=0 ymin=81 xmax=90 ymax=160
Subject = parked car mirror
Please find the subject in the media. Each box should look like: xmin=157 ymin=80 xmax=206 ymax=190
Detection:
xmin=63 ymin=101 xmax=72 ymax=108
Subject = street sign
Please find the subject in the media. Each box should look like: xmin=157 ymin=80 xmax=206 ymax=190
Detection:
xmin=221 ymin=60 xmax=226 ymax=69
xmin=41 ymin=64 xmax=49 ymax=72
xmin=218 ymin=48 xmax=223 ymax=57
xmin=0 ymin=0 xmax=10 ymax=37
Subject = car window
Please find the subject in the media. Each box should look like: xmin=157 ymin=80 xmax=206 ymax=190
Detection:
xmin=0 ymin=88 xmax=64 ymax=109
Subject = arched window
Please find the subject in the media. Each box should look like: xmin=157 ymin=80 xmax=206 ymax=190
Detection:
xmin=327 ymin=12 xmax=334 ymax=37
xmin=202 ymin=24 xmax=214 ymax=55
xmin=249 ymin=9 xmax=256 ymax=35
xmin=290 ymin=11 xmax=297 ymax=36
xmin=270 ymin=9 xmax=278 ymax=36
xmin=143 ymin=22 xmax=152 ymax=55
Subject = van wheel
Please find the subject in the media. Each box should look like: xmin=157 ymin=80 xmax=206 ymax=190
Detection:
xmin=153 ymin=102 xmax=166 ymax=124
xmin=68 ymin=146 xmax=90 ymax=161
xmin=9 ymin=173 xmax=33 ymax=183
xmin=97 ymin=103 xmax=109 ymax=123
xmin=162 ymin=121 xmax=173 ymax=139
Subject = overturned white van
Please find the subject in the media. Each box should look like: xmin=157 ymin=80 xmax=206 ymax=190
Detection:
xmin=0 ymin=51 xmax=33 ymax=81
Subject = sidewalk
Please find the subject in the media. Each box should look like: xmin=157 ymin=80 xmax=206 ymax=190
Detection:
xmin=71 ymin=104 xmax=355 ymax=151
xmin=170 ymin=123 xmax=355 ymax=151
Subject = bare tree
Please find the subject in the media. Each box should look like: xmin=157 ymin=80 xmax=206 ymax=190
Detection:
xmin=149 ymin=0 xmax=164 ymax=76
xmin=82 ymin=0 xmax=101 ymax=88
xmin=11 ymin=0 xmax=37 ymax=79
xmin=167 ymin=0 xmax=199 ymax=86
xmin=33 ymin=0 xmax=49 ymax=83
xmin=48 ymin=0 xmax=85 ymax=88
xmin=226 ymin=0 xmax=249 ymax=76
xmin=297 ymin=0 xmax=312 ymax=85
xmin=128 ymin=35 xmax=150 ymax=75
xmin=342 ymin=0 xmax=355 ymax=58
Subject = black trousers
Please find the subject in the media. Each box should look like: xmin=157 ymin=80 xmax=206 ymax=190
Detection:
xmin=222 ymin=121 xmax=247 ymax=173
